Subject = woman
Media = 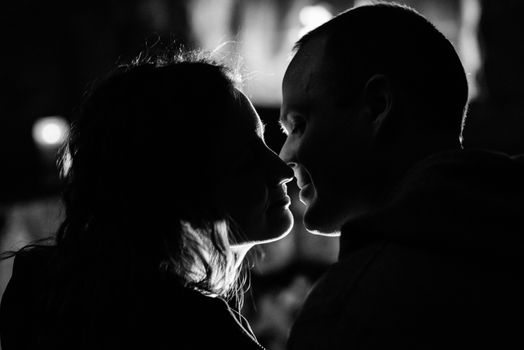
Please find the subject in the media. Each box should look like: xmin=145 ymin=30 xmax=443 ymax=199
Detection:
xmin=0 ymin=51 xmax=294 ymax=349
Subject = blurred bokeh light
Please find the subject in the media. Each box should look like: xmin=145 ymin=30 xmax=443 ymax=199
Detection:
xmin=32 ymin=116 xmax=69 ymax=148
xmin=3 ymin=1 xmax=524 ymax=350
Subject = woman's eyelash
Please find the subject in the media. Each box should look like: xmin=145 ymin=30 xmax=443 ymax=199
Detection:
xmin=279 ymin=122 xmax=289 ymax=135
xmin=279 ymin=115 xmax=305 ymax=135
xmin=289 ymin=117 xmax=305 ymax=133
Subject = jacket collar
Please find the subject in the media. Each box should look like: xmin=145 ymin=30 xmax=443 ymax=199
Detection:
xmin=340 ymin=149 xmax=524 ymax=257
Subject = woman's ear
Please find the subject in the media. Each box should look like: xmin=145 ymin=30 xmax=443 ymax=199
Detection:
xmin=361 ymin=74 xmax=393 ymax=136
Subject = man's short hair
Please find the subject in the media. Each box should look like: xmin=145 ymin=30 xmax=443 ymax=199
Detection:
xmin=296 ymin=2 xmax=469 ymax=135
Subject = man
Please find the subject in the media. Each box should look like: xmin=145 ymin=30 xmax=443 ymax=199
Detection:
xmin=279 ymin=3 xmax=524 ymax=349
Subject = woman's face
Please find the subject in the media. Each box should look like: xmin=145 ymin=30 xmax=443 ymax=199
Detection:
xmin=213 ymin=90 xmax=294 ymax=246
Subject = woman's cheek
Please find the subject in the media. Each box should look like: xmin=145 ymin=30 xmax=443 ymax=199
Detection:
xmin=230 ymin=175 xmax=267 ymax=220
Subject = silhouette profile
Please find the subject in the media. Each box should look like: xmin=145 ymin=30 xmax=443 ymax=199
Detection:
xmin=0 ymin=50 xmax=294 ymax=350
xmin=279 ymin=3 xmax=524 ymax=349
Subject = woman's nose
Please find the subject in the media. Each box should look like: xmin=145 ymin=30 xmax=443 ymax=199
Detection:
xmin=266 ymin=147 xmax=294 ymax=185
xmin=279 ymin=137 xmax=293 ymax=164
xmin=273 ymin=153 xmax=294 ymax=186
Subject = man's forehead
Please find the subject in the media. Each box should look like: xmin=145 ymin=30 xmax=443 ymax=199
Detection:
xmin=283 ymin=35 xmax=329 ymax=96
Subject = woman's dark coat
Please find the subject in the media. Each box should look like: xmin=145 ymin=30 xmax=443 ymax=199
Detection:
xmin=0 ymin=246 xmax=264 ymax=350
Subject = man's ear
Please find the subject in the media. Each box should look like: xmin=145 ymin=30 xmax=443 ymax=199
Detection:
xmin=361 ymin=74 xmax=393 ymax=135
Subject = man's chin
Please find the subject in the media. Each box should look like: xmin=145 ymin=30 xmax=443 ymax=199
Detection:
xmin=305 ymin=228 xmax=341 ymax=237
xmin=303 ymin=204 xmax=342 ymax=237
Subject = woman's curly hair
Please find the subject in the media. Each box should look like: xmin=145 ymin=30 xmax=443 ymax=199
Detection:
xmin=2 ymin=48 xmax=251 ymax=313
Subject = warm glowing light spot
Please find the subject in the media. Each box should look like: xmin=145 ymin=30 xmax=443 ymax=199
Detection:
xmin=42 ymin=124 xmax=62 ymax=144
xmin=32 ymin=116 xmax=69 ymax=148
xmin=298 ymin=4 xmax=333 ymax=39
xmin=299 ymin=4 xmax=332 ymax=27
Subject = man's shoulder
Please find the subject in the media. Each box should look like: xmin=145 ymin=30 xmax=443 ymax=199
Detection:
xmin=292 ymin=240 xmax=394 ymax=328
xmin=288 ymin=240 xmax=484 ymax=349
xmin=293 ymin=237 xmax=481 ymax=330
xmin=350 ymin=148 xmax=524 ymax=243
xmin=288 ymin=240 xmax=442 ymax=349
xmin=404 ymin=148 xmax=524 ymax=193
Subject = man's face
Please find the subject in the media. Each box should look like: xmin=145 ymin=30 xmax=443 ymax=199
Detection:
xmin=279 ymin=37 xmax=379 ymax=235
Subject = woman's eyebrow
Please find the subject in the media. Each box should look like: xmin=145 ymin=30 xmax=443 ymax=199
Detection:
xmin=279 ymin=108 xmax=291 ymax=132
xmin=278 ymin=119 xmax=289 ymax=136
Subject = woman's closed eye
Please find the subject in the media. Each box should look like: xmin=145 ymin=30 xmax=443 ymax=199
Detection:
xmin=236 ymin=140 xmax=263 ymax=172
xmin=289 ymin=115 xmax=306 ymax=135
xmin=279 ymin=113 xmax=306 ymax=136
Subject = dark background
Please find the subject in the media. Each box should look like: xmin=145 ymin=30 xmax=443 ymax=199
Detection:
xmin=1 ymin=1 xmax=524 ymax=349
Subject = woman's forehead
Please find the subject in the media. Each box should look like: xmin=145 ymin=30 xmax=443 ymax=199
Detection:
xmin=233 ymin=89 xmax=264 ymax=138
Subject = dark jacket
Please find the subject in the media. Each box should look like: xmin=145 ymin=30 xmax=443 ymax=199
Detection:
xmin=288 ymin=149 xmax=524 ymax=349
xmin=0 ymin=246 xmax=264 ymax=350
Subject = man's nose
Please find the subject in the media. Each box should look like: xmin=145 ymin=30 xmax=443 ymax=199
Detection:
xmin=269 ymin=150 xmax=294 ymax=186
xmin=279 ymin=137 xmax=295 ymax=164
xmin=278 ymin=138 xmax=299 ymax=186
xmin=279 ymin=161 xmax=295 ymax=185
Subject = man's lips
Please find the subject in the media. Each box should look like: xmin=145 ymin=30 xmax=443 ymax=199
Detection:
xmin=293 ymin=165 xmax=312 ymax=190
xmin=296 ymin=178 xmax=310 ymax=189
xmin=299 ymin=183 xmax=315 ymax=204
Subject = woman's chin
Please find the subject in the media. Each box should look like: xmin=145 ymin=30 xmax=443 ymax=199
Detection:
xmin=260 ymin=207 xmax=294 ymax=244
xmin=233 ymin=208 xmax=294 ymax=247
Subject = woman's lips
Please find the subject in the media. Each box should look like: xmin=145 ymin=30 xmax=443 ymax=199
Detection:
xmin=268 ymin=194 xmax=291 ymax=209
xmin=267 ymin=186 xmax=291 ymax=209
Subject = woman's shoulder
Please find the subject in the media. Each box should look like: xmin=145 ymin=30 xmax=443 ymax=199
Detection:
xmin=12 ymin=244 xmax=55 ymax=268
xmin=3 ymin=244 xmax=55 ymax=295
xmin=0 ymin=245 xmax=56 ymax=349
xmin=145 ymin=277 xmax=264 ymax=349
